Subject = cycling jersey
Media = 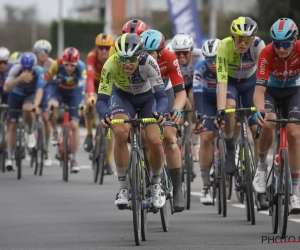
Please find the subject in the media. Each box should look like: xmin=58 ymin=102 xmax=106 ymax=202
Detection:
xmin=0 ymin=62 xmax=14 ymax=103
xmin=86 ymin=49 xmax=105 ymax=94
xmin=179 ymin=48 xmax=204 ymax=87
xmin=256 ymin=41 xmax=300 ymax=88
xmin=193 ymin=60 xmax=217 ymax=95
xmin=38 ymin=58 xmax=54 ymax=72
xmin=217 ymin=36 xmax=265 ymax=82
xmin=108 ymin=46 xmax=115 ymax=58
xmin=158 ymin=49 xmax=184 ymax=92
xmin=45 ymin=59 xmax=86 ymax=89
xmin=97 ymin=53 xmax=167 ymax=118
xmin=5 ymin=64 xmax=44 ymax=95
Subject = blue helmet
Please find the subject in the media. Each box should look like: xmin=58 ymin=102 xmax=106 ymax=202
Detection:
xmin=270 ymin=18 xmax=298 ymax=41
xmin=140 ymin=29 xmax=165 ymax=51
xmin=20 ymin=52 xmax=36 ymax=70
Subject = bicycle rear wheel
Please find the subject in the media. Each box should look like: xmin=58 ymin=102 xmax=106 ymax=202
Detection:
xmin=160 ymin=165 xmax=169 ymax=232
xmin=130 ymin=150 xmax=142 ymax=246
xmin=218 ymin=137 xmax=227 ymax=217
xmin=278 ymin=148 xmax=289 ymax=238
xmin=243 ymin=142 xmax=255 ymax=225
xmin=63 ymin=126 xmax=70 ymax=182
xmin=98 ymin=126 xmax=107 ymax=185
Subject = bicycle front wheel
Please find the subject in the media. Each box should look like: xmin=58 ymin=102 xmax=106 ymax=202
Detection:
xmin=34 ymin=122 xmax=44 ymax=176
xmin=278 ymin=147 xmax=289 ymax=238
xmin=160 ymin=165 xmax=169 ymax=232
xmin=98 ymin=126 xmax=107 ymax=185
xmin=183 ymin=138 xmax=191 ymax=210
xmin=92 ymin=126 xmax=100 ymax=183
xmin=218 ymin=137 xmax=227 ymax=217
xmin=63 ymin=126 xmax=70 ymax=182
xmin=0 ymin=123 xmax=6 ymax=172
xmin=130 ymin=150 xmax=142 ymax=246
xmin=16 ymin=125 xmax=23 ymax=180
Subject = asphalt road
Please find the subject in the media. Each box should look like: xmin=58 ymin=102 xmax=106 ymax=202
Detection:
xmin=0 ymin=129 xmax=300 ymax=250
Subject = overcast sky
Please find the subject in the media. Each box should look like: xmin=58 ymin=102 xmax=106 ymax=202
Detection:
xmin=0 ymin=0 xmax=74 ymax=22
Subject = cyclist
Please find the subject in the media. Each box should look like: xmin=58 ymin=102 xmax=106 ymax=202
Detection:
xmin=0 ymin=47 xmax=13 ymax=104
xmin=9 ymin=51 xmax=22 ymax=64
xmin=215 ymin=17 xmax=265 ymax=177
xmin=46 ymin=47 xmax=86 ymax=173
xmin=96 ymin=33 xmax=168 ymax=209
xmin=141 ymin=29 xmax=186 ymax=212
xmin=253 ymin=18 xmax=300 ymax=212
xmin=33 ymin=39 xmax=54 ymax=166
xmin=193 ymin=39 xmax=222 ymax=205
xmin=4 ymin=52 xmax=44 ymax=171
xmin=171 ymin=33 xmax=204 ymax=164
xmin=84 ymin=33 xmax=115 ymax=175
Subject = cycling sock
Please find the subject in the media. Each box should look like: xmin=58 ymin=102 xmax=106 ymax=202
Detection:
xmin=194 ymin=134 xmax=200 ymax=145
xmin=86 ymin=119 xmax=93 ymax=135
xmin=7 ymin=146 xmax=15 ymax=159
xmin=151 ymin=168 xmax=162 ymax=184
xmin=200 ymin=166 xmax=210 ymax=187
xmin=106 ymin=148 xmax=112 ymax=164
xmin=116 ymin=167 xmax=128 ymax=189
xmin=224 ymin=132 xmax=233 ymax=140
xmin=291 ymin=170 xmax=300 ymax=197
xmin=45 ymin=137 xmax=50 ymax=152
xmin=258 ymin=150 xmax=268 ymax=163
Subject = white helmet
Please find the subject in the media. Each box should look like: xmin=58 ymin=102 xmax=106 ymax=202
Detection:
xmin=165 ymin=42 xmax=173 ymax=51
xmin=201 ymin=39 xmax=221 ymax=57
xmin=0 ymin=47 xmax=10 ymax=61
xmin=172 ymin=33 xmax=193 ymax=50
xmin=33 ymin=39 xmax=52 ymax=53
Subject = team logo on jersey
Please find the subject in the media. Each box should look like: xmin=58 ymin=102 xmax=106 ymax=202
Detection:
xmin=272 ymin=68 xmax=300 ymax=77
xmin=260 ymin=58 xmax=268 ymax=75
xmin=149 ymin=59 xmax=160 ymax=76
xmin=290 ymin=57 xmax=300 ymax=66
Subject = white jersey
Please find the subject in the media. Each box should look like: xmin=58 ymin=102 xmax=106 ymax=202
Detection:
xmin=39 ymin=57 xmax=54 ymax=72
xmin=180 ymin=48 xmax=204 ymax=86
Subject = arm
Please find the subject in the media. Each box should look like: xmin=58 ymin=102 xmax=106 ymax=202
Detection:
xmin=3 ymin=64 xmax=22 ymax=92
xmin=45 ymin=60 xmax=59 ymax=83
xmin=216 ymin=41 xmax=228 ymax=110
xmin=96 ymin=60 xmax=114 ymax=118
xmin=253 ymin=85 xmax=266 ymax=112
xmin=193 ymin=64 xmax=204 ymax=115
xmin=253 ymin=37 xmax=266 ymax=63
xmin=86 ymin=51 xmax=96 ymax=95
xmin=34 ymin=68 xmax=45 ymax=107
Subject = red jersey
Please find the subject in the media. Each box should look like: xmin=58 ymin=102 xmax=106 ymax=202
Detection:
xmin=158 ymin=49 xmax=184 ymax=93
xmin=86 ymin=49 xmax=105 ymax=94
xmin=256 ymin=40 xmax=300 ymax=88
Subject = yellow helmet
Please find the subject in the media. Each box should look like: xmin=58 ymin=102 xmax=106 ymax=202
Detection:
xmin=230 ymin=17 xmax=258 ymax=36
xmin=95 ymin=33 xmax=114 ymax=46
xmin=9 ymin=51 xmax=22 ymax=63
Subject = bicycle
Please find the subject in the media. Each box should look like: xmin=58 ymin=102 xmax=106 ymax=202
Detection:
xmin=106 ymin=117 xmax=163 ymax=246
xmin=256 ymin=103 xmax=295 ymax=238
xmin=0 ymin=104 xmax=8 ymax=172
xmin=30 ymin=111 xmax=45 ymax=176
xmin=49 ymin=103 xmax=82 ymax=182
xmin=227 ymin=107 xmax=257 ymax=225
xmin=196 ymin=114 xmax=227 ymax=217
xmin=178 ymin=109 xmax=195 ymax=210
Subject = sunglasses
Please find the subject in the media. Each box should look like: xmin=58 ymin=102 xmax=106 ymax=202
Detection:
xmin=36 ymin=49 xmax=50 ymax=54
xmin=205 ymin=56 xmax=216 ymax=63
xmin=272 ymin=40 xmax=294 ymax=49
xmin=98 ymin=46 xmax=111 ymax=51
xmin=0 ymin=61 xmax=8 ymax=65
xmin=119 ymin=55 xmax=138 ymax=64
xmin=234 ymin=35 xmax=253 ymax=43
xmin=174 ymin=50 xmax=190 ymax=56
xmin=63 ymin=62 xmax=77 ymax=67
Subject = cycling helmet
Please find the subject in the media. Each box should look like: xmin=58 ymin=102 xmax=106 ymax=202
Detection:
xmin=230 ymin=17 xmax=258 ymax=36
xmin=0 ymin=47 xmax=10 ymax=61
xmin=9 ymin=51 xmax=22 ymax=63
xmin=20 ymin=52 xmax=37 ymax=70
xmin=122 ymin=19 xmax=148 ymax=35
xmin=114 ymin=33 xmax=144 ymax=57
xmin=33 ymin=39 xmax=52 ymax=53
xmin=95 ymin=33 xmax=114 ymax=46
xmin=172 ymin=33 xmax=193 ymax=50
xmin=202 ymin=39 xmax=221 ymax=57
xmin=140 ymin=29 xmax=165 ymax=51
xmin=270 ymin=18 xmax=298 ymax=41
xmin=62 ymin=47 xmax=80 ymax=62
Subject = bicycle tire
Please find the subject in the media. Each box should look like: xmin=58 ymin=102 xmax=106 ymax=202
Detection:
xmin=270 ymin=166 xmax=278 ymax=234
xmin=16 ymin=124 xmax=23 ymax=180
xmin=63 ymin=126 xmax=70 ymax=182
xmin=278 ymin=147 xmax=289 ymax=238
xmin=130 ymin=150 xmax=142 ymax=246
xmin=37 ymin=122 xmax=44 ymax=176
xmin=140 ymin=156 xmax=147 ymax=241
xmin=184 ymin=138 xmax=191 ymax=210
xmin=98 ymin=126 xmax=106 ymax=185
xmin=160 ymin=166 xmax=169 ymax=232
xmin=0 ymin=123 xmax=6 ymax=172
xmin=243 ymin=142 xmax=255 ymax=225
xmin=218 ymin=137 xmax=227 ymax=217
xmin=226 ymin=174 xmax=233 ymax=200
xmin=93 ymin=126 xmax=101 ymax=183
